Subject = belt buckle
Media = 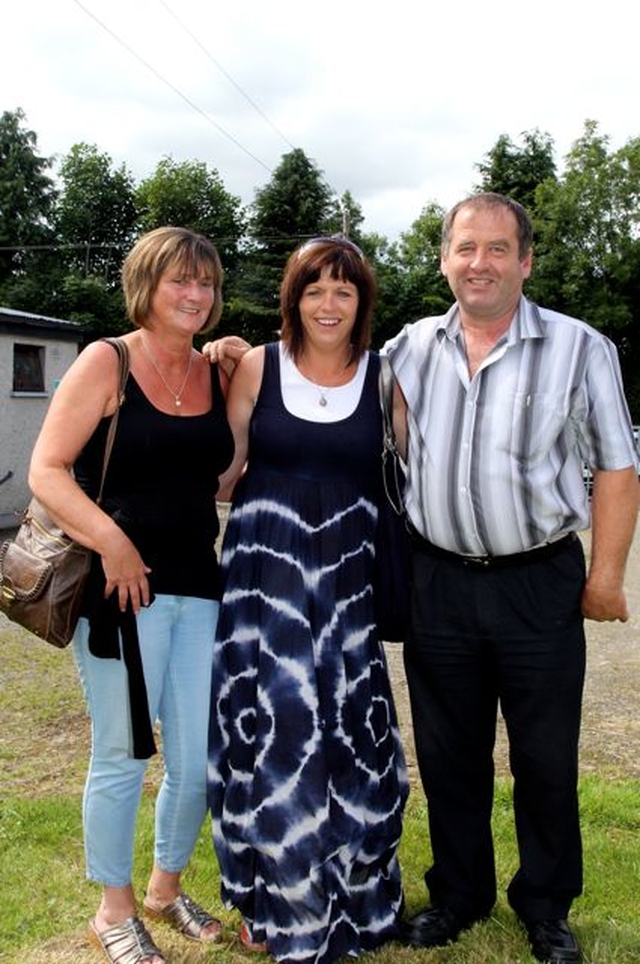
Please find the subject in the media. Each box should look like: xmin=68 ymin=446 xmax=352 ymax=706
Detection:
xmin=462 ymin=554 xmax=492 ymax=567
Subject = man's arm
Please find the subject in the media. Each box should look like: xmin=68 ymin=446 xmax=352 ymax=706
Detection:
xmin=582 ymin=466 xmax=639 ymax=622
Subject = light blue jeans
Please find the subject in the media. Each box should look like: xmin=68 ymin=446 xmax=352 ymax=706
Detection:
xmin=73 ymin=595 xmax=219 ymax=887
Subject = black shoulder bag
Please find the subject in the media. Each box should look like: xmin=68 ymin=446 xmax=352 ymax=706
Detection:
xmin=373 ymin=355 xmax=411 ymax=643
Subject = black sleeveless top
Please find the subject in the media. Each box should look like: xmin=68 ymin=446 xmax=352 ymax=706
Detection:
xmin=245 ymin=342 xmax=382 ymax=493
xmin=75 ymin=357 xmax=234 ymax=601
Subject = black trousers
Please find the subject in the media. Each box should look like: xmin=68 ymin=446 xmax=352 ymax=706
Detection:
xmin=404 ymin=536 xmax=586 ymax=923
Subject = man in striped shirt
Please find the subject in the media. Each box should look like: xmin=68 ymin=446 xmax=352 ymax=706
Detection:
xmin=385 ymin=193 xmax=639 ymax=964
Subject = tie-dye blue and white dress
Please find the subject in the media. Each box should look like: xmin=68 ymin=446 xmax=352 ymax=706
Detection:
xmin=207 ymin=342 xmax=408 ymax=964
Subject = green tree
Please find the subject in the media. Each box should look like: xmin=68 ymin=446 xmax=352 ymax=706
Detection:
xmin=135 ymin=157 xmax=245 ymax=274
xmin=54 ymin=143 xmax=138 ymax=283
xmin=530 ymin=122 xmax=640 ymax=418
xmin=250 ymin=148 xmax=335 ymax=250
xmin=531 ymin=122 xmax=640 ymax=325
xmin=386 ymin=201 xmax=450 ymax=336
xmin=361 ymin=233 xmax=405 ymax=348
xmin=46 ymin=143 xmax=138 ymax=334
xmin=0 ymin=108 xmax=56 ymax=292
xmin=60 ymin=273 xmax=127 ymax=336
xmin=136 ymin=157 xmax=247 ymax=341
xmin=475 ymin=128 xmax=556 ymax=211
xmin=238 ymin=148 xmax=337 ymax=342
xmin=325 ymin=190 xmax=365 ymax=241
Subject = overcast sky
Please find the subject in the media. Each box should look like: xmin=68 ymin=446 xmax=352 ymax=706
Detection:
xmin=3 ymin=0 xmax=638 ymax=241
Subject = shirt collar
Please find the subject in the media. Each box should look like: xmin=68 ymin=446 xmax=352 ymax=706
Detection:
xmin=438 ymin=295 xmax=546 ymax=344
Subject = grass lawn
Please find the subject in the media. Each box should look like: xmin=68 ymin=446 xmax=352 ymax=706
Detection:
xmin=1 ymin=617 xmax=639 ymax=963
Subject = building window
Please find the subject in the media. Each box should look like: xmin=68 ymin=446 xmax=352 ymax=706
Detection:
xmin=13 ymin=343 xmax=45 ymax=392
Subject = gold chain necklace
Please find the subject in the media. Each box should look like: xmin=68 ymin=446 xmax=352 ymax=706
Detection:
xmin=141 ymin=334 xmax=194 ymax=410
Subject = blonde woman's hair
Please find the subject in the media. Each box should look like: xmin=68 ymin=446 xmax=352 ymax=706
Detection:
xmin=122 ymin=226 xmax=224 ymax=332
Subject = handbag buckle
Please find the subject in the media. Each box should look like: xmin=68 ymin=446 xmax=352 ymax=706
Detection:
xmin=0 ymin=581 xmax=17 ymax=603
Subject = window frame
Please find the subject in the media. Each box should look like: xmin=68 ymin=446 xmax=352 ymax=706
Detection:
xmin=12 ymin=342 xmax=47 ymax=395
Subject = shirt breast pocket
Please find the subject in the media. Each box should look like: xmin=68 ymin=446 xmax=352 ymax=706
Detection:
xmin=504 ymin=391 xmax=572 ymax=465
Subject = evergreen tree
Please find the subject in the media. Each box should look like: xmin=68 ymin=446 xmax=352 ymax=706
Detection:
xmin=475 ymin=128 xmax=557 ymax=211
xmin=239 ymin=148 xmax=337 ymax=342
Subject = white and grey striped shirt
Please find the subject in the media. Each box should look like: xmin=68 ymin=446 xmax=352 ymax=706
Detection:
xmin=384 ymin=296 xmax=638 ymax=556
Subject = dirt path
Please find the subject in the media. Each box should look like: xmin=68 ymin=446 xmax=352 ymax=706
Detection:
xmin=1 ymin=528 xmax=638 ymax=799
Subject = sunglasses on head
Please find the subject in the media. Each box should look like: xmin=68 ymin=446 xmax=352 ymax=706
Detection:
xmin=296 ymin=235 xmax=365 ymax=262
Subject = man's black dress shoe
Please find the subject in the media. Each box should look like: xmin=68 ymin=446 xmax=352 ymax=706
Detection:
xmin=401 ymin=905 xmax=473 ymax=948
xmin=523 ymin=918 xmax=582 ymax=963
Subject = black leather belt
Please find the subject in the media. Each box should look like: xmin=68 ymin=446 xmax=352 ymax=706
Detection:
xmin=411 ymin=531 xmax=576 ymax=569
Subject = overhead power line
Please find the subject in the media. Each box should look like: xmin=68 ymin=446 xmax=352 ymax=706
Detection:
xmin=72 ymin=0 xmax=273 ymax=175
xmin=1 ymin=233 xmax=334 ymax=253
xmin=158 ymin=0 xmax=295 ymax=152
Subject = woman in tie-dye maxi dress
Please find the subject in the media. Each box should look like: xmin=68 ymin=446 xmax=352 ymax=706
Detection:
xmin=207 ymin=238 xmax=408 ymax=964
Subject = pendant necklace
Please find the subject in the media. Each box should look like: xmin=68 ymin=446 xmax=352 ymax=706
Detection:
xmin=141 ymin=334 xmax=194 ymax=410
xmin=309 ymin=376 xmax=335 ymax=408
xmin=303 ymin=352 xmax=353 ymax=407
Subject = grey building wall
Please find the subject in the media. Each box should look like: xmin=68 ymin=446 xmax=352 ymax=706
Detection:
xmin=0 ymin=308 xmax=83 ymax=529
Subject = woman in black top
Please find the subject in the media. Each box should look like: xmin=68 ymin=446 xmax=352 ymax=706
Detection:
xmin=29 ymin=227 xmax=235 ymax=964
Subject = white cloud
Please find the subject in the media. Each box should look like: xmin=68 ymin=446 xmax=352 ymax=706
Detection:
xmin=3 ymin=0 xmax=638 ymax=241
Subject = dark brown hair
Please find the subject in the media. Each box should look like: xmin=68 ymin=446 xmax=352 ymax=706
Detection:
xmin=441 ymin=192 xmax=534 ymax=260
xmin=279 ymin=238 xmax=376 ymax=361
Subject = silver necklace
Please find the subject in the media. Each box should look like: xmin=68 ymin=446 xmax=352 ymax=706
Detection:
xmin=307 ymin=376 xmax=334 ymax=407
xmin=302 ymin=353 xmax=353 ymax=407
xmin=141 ymin=334 xmax=194 ymax=410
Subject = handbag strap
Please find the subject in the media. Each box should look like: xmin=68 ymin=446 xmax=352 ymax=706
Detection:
xmin=379 ymin=354 xmax=395 ymax=446
xmin=96 ymin=338 xmax=130 ymax=505
xmin=379 ymin=355 xmax=406 ymax=516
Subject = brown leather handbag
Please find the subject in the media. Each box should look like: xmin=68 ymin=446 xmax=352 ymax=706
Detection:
xmin=0 ymin=338 xmax=129 ymax=648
